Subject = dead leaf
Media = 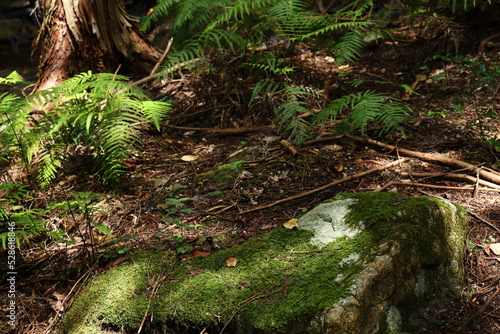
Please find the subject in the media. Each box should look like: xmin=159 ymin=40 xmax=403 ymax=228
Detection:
xmin=484 ymin=244 xmax=491 ymax=256
xmin=490 ymin=243 xmax=500 ymax=256
xmin=283 ymin=218 xmax=298 ymax=229
xmin=50 ymin=292 xmax=67 ymax=312
xmin=123 ymin=159 xmax=136 ymax=168
xmin=192 ymin=249 xmax=210 ymax=257
xmin=280 ymin=140 xmax=298 ymax=156
xmin=181 ymin=155 xmax=198 ymax=161
xmin=226 ymin=257 xmax=238 ymax=267
xmin=332 ymin=164 xmax=344 ymax=172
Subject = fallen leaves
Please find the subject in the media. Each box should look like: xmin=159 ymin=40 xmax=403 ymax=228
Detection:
xmin=192 ymin=249 xmax=211 ymax=257
xmin=181 ymin=155 xmax=198 ymax=161
xmin=485 ymin=243 xmax=500 ymax=256
xmin=490 ymin=243 xmax=500 ymax=256
xmin=283 ymin=218 xmax=298 ymax=229
xmin=226 ymin=257 xmax=238 ymax=267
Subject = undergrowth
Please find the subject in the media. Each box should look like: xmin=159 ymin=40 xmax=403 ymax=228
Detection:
xmin=0 ymin=71 xmax=169 ymax=186
xmin=143 ymin=0 xmax=411 ymax=143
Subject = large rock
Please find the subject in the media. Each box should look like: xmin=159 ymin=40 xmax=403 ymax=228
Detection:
xmin=61 ymin=192 xmax=467 ymax=334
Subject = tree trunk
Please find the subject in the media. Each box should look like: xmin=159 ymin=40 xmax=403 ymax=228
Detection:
xmin=34 ymin=0 xmax=160 ymax=91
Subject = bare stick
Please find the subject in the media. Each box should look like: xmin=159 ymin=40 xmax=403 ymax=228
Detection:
xmin=392 ymin=182 xmax=500 ymax=192
xmin=165 ymin=124 xmax=274 ymax=135
xmin=138 ymin=275 xmax=162 ymax=334
xmin=398 ymin=172 xmax=500 ymax=190
xmin=132 ymin=58 xmax=201 ymax=86
xmin=469 ymin=211 xmax=500 ymax=234
xmin=240 ymin=158 xmax=406 ymax=214
xmin=348 ymin=136 xmax=500 ymax=185
xmin=150 ymin=38 xmax=174 ymax=76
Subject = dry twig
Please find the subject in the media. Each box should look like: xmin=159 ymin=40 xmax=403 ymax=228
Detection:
xmin=399 ymin=172 xmax=500 ymax=190
xmin=348 ymin=136 xmax=500 ymax=185
xmin=240 ymin=158 xmax=406 ymax=214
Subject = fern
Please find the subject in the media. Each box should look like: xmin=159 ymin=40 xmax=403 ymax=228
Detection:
xmin=313 ymin=91 xmax=409 ymax=135
xmin=248 ymin=78 xmax=284 ymax=106
xmin=145 ymin=0 xmax=373 ymax=78
xmin=0 ymin=183 xmax=47 ymax=249
xmin=0 ymin=71 xmax=25 ymax=86
xmin=143 ymin=0 xmax=404 ymax=143
xmin=0 ymin=71 xmax=169 ymax=186
xmin=244 ymin=54 xmax=296 ymax=76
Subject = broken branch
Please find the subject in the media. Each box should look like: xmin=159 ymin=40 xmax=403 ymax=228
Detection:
xmin=240 ymin=158 xmax=406 ymax=214
xmin=398 ymin=172 xmax=500 ymax=190
xmin=150 ymin=38 xmax=174 ymax=76
xmin=348 ymin=136 xmax=500 ymax=185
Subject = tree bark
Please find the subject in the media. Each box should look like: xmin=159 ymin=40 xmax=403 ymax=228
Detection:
xmin=34 ymin=0 xmax=160 ymax=91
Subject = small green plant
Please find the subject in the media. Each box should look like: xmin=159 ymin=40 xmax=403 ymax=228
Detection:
xmin=47 ymin=191 xmax=115 ymax=239
xmin=158 ymin=197 xmax=201 ymax=253
xmin=47 ymin=191 xmax=117 ymax=264
xmin=426 ymin=109 xmax=447 ymax=118
xmin=486 ymin=138 xmax=500 ymax=152
xmin=0 ymin=182 xmax=47 ymax=249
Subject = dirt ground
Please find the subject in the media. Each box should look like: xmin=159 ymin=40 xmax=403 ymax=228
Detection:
xmin=2 ymin=9 xmax=500 ymax=334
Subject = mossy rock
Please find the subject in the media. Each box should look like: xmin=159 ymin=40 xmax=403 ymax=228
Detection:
xmin=61 ymin=192 xmax=467 ymax=334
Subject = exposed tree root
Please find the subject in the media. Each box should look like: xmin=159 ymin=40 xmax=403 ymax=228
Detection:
xmin=478 ymin=32 xmax=500 ymax=57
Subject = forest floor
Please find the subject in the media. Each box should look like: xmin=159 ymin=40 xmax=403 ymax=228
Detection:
xmin=2 ymin=10 xmax=500 ymax=334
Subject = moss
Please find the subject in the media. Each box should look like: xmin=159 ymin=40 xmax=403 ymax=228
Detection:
xmin=195 ymin=160 xmax=245 ymax=184
xmin=63 ymin=193 xmax=467 ymax=334
xmin=61 ymin=251 xmax=172 ymax=333
xmin=155 ymin=228 xmax=368 ymax=331
xmin=63 ymin=228 xmax=370 ymax=333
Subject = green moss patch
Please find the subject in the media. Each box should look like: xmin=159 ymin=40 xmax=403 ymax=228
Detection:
xmin=61 ymin=251 xmax=170 ymax=333
xmin=62 ymin=193 xmax=467 ymax=333
xmin=195 ymin=160 xmax=245 ymax=184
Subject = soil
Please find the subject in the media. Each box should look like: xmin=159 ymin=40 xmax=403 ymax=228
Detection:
xmin=1 ymin=8 xmax=500 ymax=334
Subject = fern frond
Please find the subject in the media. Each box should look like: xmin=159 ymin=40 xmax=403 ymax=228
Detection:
xmin=16 ymin=71 xmax=171 ymax=185
xmin=140 ymin=0 xmax=181 ymax=31
xmin=244 ymin=55 xmax=295 ymax=76
xmin=273 ymin=85 xmax=313 ymax=144
xmin=199 ymin=28 xmax=248 ymax=53
xmin=333 ymin=30 xmax=367 ymax=64
xmin=35 ymin=148 xmax=63 ymax=187
xmin=248 ymin=79 xmax=284 ymax=106
xmin=0 ymin=71 xmax=25 ymax=86
xmin=160 ymin=42 xmax=205 ymax=79
xmin=313 ymin=91 xmax=409 ymax=135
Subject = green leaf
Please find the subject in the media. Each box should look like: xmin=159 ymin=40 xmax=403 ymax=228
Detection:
xmin=94 ymin=223 xmax=114 ymax=237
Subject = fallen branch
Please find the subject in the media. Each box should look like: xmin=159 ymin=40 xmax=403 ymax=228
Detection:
xmin=165 ymin=124 xmax=274 ymax=135
xmin=132 ymin=58 xmax=201 ymax=86
xmin=398 ymin=172 xmax=500 ymax=190
xmin=240 ymin=158 xmax=406 ymax=214
xmin=392 ymin=182 xmax=500 ymax=192
xmin=348 ymin=136 xmax=500 ymax=185
xmin=150 ymin=38 xmax=174 ymax=76
xmin=469 ymin=211 xmax=500 ymax=234
xmin=138 ymin=274 xmax=163 ymax=334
